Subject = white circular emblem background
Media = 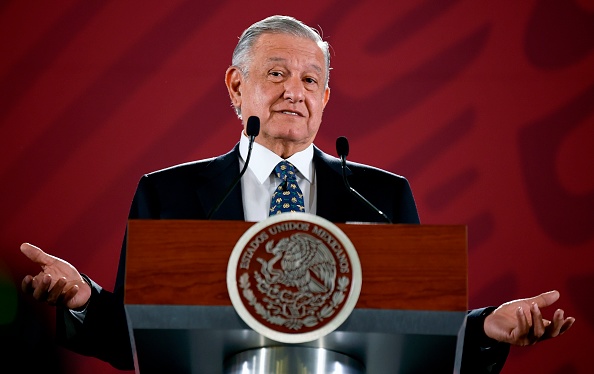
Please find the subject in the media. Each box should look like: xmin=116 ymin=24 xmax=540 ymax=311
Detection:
xmin=227 ymin=212 xmax=362 ymax=344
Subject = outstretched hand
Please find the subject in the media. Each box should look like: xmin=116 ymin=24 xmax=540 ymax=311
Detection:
xmin=20 ymin=243 xmax=91 ymax=310
xmin=484 ymin=290 xmax=575 ymax=346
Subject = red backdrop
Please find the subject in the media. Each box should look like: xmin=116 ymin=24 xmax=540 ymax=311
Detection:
xmin=1 ymin=0 xmax=592 ymax=373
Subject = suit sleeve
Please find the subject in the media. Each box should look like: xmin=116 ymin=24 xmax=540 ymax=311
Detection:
xmin=56 ymin=273 xmax=133 ymax=370
xmin=461 ymin=307 xmax=510 ymax=373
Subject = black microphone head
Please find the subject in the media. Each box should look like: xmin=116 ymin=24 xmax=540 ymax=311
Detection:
xmin=336 ymin=136 xmax=349 ymax=158
xmin=246 ymin=116 xmax=260 ymax=137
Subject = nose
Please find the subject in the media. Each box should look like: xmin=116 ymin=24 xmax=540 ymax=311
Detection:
xmin=283 ymin=76 xmax=304 ymax=103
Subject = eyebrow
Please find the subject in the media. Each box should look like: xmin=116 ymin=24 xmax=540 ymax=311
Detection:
xmin=266 ymin=57 xmax=323 ymax=74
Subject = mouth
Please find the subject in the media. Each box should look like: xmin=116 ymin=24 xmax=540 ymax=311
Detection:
xmin=278 ymin=110 xmax=304 ymax=117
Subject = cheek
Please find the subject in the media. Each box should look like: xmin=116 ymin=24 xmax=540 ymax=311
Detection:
xmin=242 ymin=93 xmax=264 ymax=115
xmin=307 ymin=97 xmax=326 ymax=119
xmin=249 ymin=87 xmax=276 ymax=110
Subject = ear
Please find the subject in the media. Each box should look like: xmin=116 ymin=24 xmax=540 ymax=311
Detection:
xmin=225 ymin=66 xmax=243 ymax=109
xmin=322 ymin=86 xmax=330 ymax=109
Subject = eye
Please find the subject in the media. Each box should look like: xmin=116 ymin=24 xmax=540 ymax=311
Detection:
xmin=303 ymin=76 xmax=320 ymax=90
xmin=268 ymin=70 xmax=284 ymax=82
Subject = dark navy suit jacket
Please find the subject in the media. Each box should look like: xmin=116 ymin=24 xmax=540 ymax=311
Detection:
xmin=57 ymin=145 xmax=508 ymax=372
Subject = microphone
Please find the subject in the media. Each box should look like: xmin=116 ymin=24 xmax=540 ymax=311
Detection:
xmin=336 ymin=136 xmax=392 ymax=224
xmin=207 ymin=116 xmax=260 ymax=219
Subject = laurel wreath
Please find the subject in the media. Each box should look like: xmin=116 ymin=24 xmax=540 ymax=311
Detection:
xmin=239 ymin=272 xmax=350 ymax=330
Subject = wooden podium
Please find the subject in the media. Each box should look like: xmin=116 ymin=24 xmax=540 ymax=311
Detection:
xmin=124 ymin=219 xmax=467 ymax=373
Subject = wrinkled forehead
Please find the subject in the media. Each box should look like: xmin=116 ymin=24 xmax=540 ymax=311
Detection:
xmin=253 ymin=32 xmax=329 ymax=79
xmin=265 ymin=56 xmax=324 ymax=75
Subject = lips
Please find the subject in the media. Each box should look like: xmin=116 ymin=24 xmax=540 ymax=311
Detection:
xmin=278 ymin=109 xmax=305 ymax=117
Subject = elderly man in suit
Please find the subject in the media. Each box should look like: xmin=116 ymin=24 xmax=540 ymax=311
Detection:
xmin=21 ymin=15 xmax=574 ymax=373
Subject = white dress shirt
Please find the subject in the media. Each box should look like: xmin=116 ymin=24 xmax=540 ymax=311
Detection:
xmin=238 ymin=132 xmax=317 ymax=222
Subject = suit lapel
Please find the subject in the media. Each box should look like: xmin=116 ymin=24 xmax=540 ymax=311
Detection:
xmin=314 ymin=147 xmax=354 ymax=222
xmin=195 ymin=145 xmax=245 ymax=221
xmin=195 ymin=145 xmax=364 ymax=223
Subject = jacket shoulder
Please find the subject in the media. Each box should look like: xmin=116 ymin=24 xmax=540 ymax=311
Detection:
xmin=143 ymin=146 xmax=238 ymax=181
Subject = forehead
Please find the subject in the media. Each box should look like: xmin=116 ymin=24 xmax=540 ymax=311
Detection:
xmin=250 ymin=33 xmax=326 ymax=72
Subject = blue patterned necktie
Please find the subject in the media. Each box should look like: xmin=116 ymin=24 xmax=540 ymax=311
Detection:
xmin=269 ymin=160 xmax=305 ymax=215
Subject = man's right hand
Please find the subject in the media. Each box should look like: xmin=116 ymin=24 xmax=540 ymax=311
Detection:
xmin=20 ymin=243 xmax=91 ymax=310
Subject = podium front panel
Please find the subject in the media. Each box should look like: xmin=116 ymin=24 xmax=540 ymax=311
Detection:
xmin=125 ymin=220 xmax=468 ymax=373
xmin=125 ymin=305 xmax=466 ymax=373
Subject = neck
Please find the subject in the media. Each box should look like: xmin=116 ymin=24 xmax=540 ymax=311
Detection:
xmin=257 ymin=139 xmax=311 ymax=159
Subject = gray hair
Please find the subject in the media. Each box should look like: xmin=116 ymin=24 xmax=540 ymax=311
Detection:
xmin=231 ymin=15 xmax=331 ymax=118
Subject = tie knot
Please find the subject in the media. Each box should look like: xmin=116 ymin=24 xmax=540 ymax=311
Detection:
xmin=274 ymin=160 xmax=297 ymax=182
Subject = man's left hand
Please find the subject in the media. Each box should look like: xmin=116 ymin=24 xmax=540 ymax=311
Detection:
xmin=484 ymin=290 xmax=575 ymax=346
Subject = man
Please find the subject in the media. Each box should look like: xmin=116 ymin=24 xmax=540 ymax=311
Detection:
xmin=20 ymin=15 xmax=574 ymax=373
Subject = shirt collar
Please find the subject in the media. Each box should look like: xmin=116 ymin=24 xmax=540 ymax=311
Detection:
xmin=239 ymin=132 xmax=314 ymax=183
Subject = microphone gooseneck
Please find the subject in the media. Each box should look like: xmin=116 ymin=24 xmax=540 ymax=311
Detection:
xmin=207 ymin=116 xmax=260 ymax=219
xmin=335 ymin=136 xmax=392 ymax=224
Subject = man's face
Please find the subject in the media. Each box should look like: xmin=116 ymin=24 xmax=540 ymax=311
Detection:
xmin=226 ymin=33 xmax=330 ymax=157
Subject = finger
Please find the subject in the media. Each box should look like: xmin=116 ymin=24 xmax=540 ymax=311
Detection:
xmin=532 ymin=290 xmax=560 ymax=309
xmin=20 ymin=243 xmax=54 ymax=267
xmin=46 ymin=277 xmax=68 ymax=305
xmin=559 ymin=316 xmax=576 ymax=335
xmin=549 ymin=309 xmax=565 ymax=338
xmin=543 ymin=310 xmax=576 ymax=341
xmin=544 ymin=309 xmax=566 ymax=339
xmin=514 ymin=306 xmax=531 ymax=345
xmin=31 ymin=273 xmax=52 ymax=301
xmin=21 ymin=274 xmax=34 ymax=293
xmin=60 ymin=284 xmax=83 ymax=309
xmin=62 ymin=284 xmax=80 ymax=303
xmin=531 ymin=302 xmax=546 ymax=341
